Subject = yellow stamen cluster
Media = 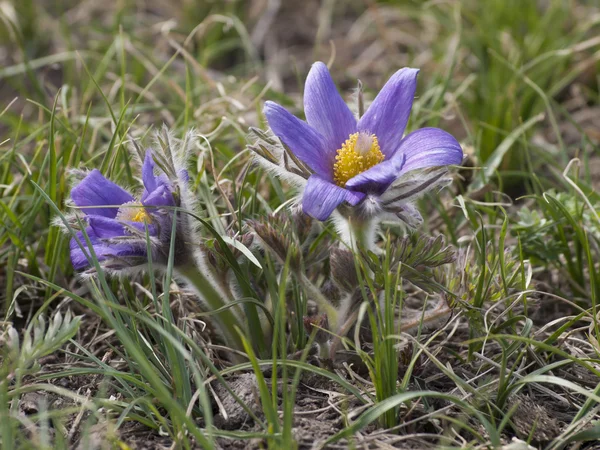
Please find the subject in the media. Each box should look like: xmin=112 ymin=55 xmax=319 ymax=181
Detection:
xmin=333 ymin=132 xmax=384 ymax=187
xmin=131 ymin=209 xmax=149 ymax=223
xmin=117 ymin=202 xmax=150 ymax=223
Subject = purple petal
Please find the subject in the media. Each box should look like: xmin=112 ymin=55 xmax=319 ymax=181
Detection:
xmin=264 ymin=101 xmax=331 ymax=178
xmin=127 ymin=221 xmax=157 ymax=236
xmin=70 ymin=233 xmax=102 ymax=270
xmin=396 ymin=128 xmax=463 ymax=175
xmin=141 ymin=151 xmax=173 ymax=204
xmin=69 ymin=230 xmax=144 ymax=270
xmin=71 ymin=170 xmax=134 ymax=218
xmin=87 ymin=215 xmax=125 ymax=238
xmin=358 ymin=68 xmax=419 ymax=157
xmin=344 ymin=154 xmax=406 ymax=195
xmin=89 ymin=214 xmax=158 ymax=238
xmin=178 ymin=169 xmax=189 ymax=183
xmin=304 ymin=62 xmax=357 ymax=154
xmin=302 ymin=175 xmax=365 ymax=221
xmin=142 ymin=151 xmax=159 ymax=193
xmin=142 ymin=185 xmax=175 ymax=207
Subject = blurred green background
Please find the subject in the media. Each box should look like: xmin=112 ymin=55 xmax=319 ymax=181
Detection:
xmin=2 ymin=0 xmax=599 ymax=175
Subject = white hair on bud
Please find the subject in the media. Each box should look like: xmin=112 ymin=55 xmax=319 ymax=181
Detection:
xmin=250 ymin=153 xmax=308 ymax=189
xmin=246 ymin=127 xmax=310 ymax=189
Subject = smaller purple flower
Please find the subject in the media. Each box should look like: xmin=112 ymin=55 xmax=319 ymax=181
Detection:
xmin=68 ymin=151 xmax=185 ymax=272
xmin=261 ymin=62 xmax=463 ymax=222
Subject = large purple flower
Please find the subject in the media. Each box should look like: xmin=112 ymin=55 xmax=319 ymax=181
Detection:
xmin=263 ymin=62 xmax=463 ymax=221
xmin=69 ymin=152 xmax=177 ymax=270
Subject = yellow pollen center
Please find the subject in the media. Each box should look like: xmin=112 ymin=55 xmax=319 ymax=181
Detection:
xmin=117 ymin=202 xmax=150 ymax=223
xmin=333 ymin=132 xmax=384 ymax=187
xmin=131 ymin=209 xmax=149 ymax=223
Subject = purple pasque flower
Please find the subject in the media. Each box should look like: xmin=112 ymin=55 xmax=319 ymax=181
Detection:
xmin=69 ymin=150 xmax=184 ymax=272
xmin=263 ymin=62 xmax=463 ymax=221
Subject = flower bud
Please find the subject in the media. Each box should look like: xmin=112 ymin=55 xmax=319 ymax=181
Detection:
xmin=330 ymin=248 xmax=359 ymax=292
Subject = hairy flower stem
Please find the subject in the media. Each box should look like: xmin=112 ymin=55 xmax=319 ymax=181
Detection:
xmin=329 ymin=309 xmax=361 ymax=361
xmin=336 ymin=214 xmax=378 ymax=252
xmin=349 ymin=218 xmax=374 ymax=251
xmin=318 ymin=341 xmax=331 ymax=361
xmin=176 ymin=265 xmax=245 ymax=353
